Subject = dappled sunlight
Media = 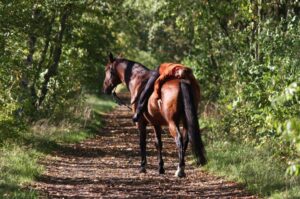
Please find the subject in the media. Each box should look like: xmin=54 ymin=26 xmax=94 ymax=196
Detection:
xmin=31 ymin=94 xmax=256 ymax=198
xmin=1 ymin=0 xmax=299 ymax=198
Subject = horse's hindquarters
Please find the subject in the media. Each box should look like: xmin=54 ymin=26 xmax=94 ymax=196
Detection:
xmin=147 ymin=79 xmax=183 ymax=126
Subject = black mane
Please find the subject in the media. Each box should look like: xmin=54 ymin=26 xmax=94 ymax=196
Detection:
xmin=115 ymin=58 xmax=150 ymax=89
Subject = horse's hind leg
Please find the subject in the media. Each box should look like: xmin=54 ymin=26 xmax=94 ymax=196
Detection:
xmin=138 ymin=120 xmax=147 ymax=173
xmin=169 ymin=122 xmax=186 ymax=177
xmin=182 ymin=121 xmax=189 ymax=156
xmin=153 ymin=125 xmax=165 ymax=174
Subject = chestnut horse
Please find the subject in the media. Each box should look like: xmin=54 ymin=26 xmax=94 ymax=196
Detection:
xmin=102 ymin=53 xmax=206 ymax=177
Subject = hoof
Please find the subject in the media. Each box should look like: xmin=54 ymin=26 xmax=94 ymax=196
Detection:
xmin=139 ymin=167 xmax=146 ymax=173
xmin=175 ymin=168 xmax=186 ymax=178
xmin=159 ymin=167 xmax=165 ymax=174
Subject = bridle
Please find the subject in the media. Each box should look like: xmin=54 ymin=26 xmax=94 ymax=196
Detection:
xmin=109 ymin=61 xmax=133 ymax=111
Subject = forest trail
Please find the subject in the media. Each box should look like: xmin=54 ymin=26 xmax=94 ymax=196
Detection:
xmin=32 ymin=93 xmax=257 ymax=198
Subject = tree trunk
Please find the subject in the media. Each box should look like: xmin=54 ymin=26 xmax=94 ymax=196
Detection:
xmin=30 ymin=15 xmax=55 ymax=105
xmin=38 ymin=6 xmax=71 ymax=107
xmin=23 ymin=8 xmax=39 ymax=88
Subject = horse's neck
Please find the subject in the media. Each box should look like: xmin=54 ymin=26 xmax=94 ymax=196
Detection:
xmin=117 ymin=60 xmax=150 ymax=103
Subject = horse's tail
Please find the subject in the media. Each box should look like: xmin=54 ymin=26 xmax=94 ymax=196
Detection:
xmin=180 ymin=80 xmax=207 ymax=166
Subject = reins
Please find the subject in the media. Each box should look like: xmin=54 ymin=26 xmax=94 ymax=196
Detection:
xmin=112 ymin=89 xmax=132 ymax=111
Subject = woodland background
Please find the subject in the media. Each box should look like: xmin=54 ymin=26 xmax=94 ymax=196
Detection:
xmin=0 ymin=0 xmax=300 ymax=197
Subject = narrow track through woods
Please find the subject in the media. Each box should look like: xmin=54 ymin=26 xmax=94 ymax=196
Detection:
xmin=32 ymin=94 xmax=257 ymax=198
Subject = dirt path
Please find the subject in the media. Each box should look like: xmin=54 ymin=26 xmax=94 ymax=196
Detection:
xmin=32 ymin=94 xmax=257 ymax=198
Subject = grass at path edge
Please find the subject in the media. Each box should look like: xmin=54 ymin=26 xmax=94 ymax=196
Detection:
xmin=0 ymin=94 xmax=116 ymax=198
xmin=202 ymin=140 xmax=300 ymax=198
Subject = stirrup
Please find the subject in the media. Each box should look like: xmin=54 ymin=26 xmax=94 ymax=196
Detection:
xmin=158 ymin=99 xmax=162 ymax=110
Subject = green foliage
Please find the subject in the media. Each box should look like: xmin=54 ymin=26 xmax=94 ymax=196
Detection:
xmin=1 ymin=0 xmax=300 ymax=197
xmin=204 ymin=141 xmax=300 ymax=197
xmin=178 ymin=1 xmax=300 ymax=177
xmin=0 ymin=94 xmax=116 ymax=197
xmin=0 ymin=0 xmax=120 ymax=121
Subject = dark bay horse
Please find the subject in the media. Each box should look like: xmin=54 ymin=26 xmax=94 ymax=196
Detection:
xmin=102 ymin=53 xmax=206 ymax=177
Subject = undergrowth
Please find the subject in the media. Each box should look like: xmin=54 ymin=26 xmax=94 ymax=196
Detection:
xmin=203 ymin=139 xmax=300 ymax=198
xmin=0 ymin=94 xmax=116 ymax=198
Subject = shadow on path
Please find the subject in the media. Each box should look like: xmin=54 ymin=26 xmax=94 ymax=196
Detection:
xmin=32 ymin=93 xmax=257 ymax=198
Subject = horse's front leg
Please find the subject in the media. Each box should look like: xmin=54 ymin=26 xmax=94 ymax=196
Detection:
xmin=137 ymin=120 xmax=147 ymax=173
xmin=153 ymin=125 xmax=165 ymax=174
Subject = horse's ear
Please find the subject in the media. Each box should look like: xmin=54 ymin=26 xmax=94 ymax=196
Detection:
xmin=108 ymin=52 xmax=115 ymax=63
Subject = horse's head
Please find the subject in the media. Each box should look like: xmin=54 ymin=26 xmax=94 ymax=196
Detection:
xmin=102 ymin=53 xmax=121 ymax=94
